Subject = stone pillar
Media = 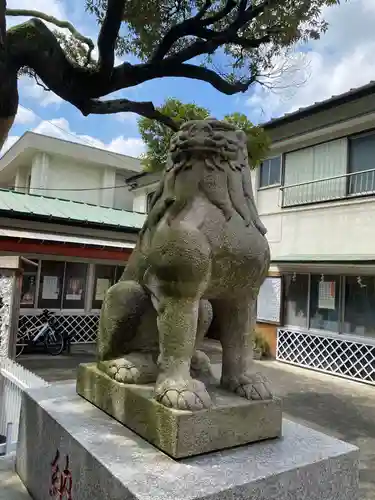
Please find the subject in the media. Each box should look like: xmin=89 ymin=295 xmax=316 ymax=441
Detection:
xmin=29 ymin=153 xmax=50 ymax=196
xmin=14 ymin=166 xmax=31 ymax=194
xmin=0 ymin=258 xmax=22 ymax=361
xmin=100 ymin=167 xmax=116 ymax=207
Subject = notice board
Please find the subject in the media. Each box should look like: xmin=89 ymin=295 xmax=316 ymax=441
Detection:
xmin=256 ymin=276 xmax=282 ymax=324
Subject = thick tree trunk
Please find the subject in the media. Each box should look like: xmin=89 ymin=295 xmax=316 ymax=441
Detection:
xmin=0 ymin=54 xmax=19 ymax=150
xmin=0 ymin=0 xmax=18 ymax=150
xmin=0 ymin=115 xmax=15 ymax=150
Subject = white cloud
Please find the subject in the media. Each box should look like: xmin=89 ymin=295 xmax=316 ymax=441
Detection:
xmin=246 ymin=0 xmax=375 ymax=122
xmin=6 ymin=0 xmax=67 ymax=27
xmin=20 ymin=77 xmax=63 ymax=108
xmin=32 ymin=118 xmax=145 ymax=158
xmin=1 ymin=136 xmax=20 ymax=155
xmin=115 ymin=112 xmax=139 ymax=124
xmin=108 ymin=136 xmax=146 ymax=157
xmin=15 ymin=106 xmax=37 ymax=125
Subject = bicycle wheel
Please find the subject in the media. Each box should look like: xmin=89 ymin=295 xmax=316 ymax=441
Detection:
xmin=45 ymin=329 xmax=64 ymax=356
xmin=16 ymin=340 xmax=26 ymax=358
xmin=16 ymin=333 xmax=28 ymax=358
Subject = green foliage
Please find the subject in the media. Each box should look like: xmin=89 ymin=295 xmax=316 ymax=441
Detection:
xmin=253 ymin=331 xmax=270 ymax=357
xmin=138 ymin=99 xmax=210 ymax=171
xmin=223 ymin=112 xmax=271 ymax=167
xmin=138 ymin=99 xmax=270 ymax=172
xmin=85 ymin=0 xmax=342 ymax=83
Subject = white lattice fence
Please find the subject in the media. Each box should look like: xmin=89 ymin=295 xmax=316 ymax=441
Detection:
xmin=18 ymin=313 xmax=100 ymax=344
xmin=0 ymin=358 xmax=49 ymax=454
xmin=277 ymin=328 xmax=375 ymax=384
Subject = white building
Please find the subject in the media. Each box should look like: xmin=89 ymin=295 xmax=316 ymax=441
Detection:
xmin=0 ymin=131 xmax=141 ymax=210
xmin=0 ymin=133 xmax=146 ymax=346
xmin=253 ymin=81 xmax=375 ymax=385
xmin=130 ymin=82 xmax=375 ymax=385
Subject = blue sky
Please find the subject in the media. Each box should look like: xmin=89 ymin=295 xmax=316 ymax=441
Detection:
xmin=5 ymin=0 xmax=375 ymax=157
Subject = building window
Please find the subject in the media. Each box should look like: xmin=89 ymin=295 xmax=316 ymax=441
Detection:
xmin=259 ymin=157 xmax=281 ymax=188
xmin=91 ymin=264 xmax=125 ymax=309
xmin=282 ymin=272 xmax=375 ymax=339
xmin=348 ymin=133 xmax=375 ymax=196
xmin=38 ymin=260 xmax=65 ymax=310
xmin=115 ymin=266 xmax=125 ymax=281
xmin=147 ymin=191 xmax=156 ymax=212
xmin=92 ymin=264 xmax=117 ymax=310
xmin=282 ymin=140 xmax=348 ymax=207
xmin=63 ymin=262 xmax=88 ymax=310
xmin=309 ymin=275 xmax=341 ymax=332
xmin=343 ymin=276 xmax=375 ymax=338
xmin=20 ymin=260 xmax=39 ymax=308
xmin=21 ymin=259 xmax=126 ymax=312
xmin=37 ymin=260 xmax=88 ymax=310
xmin=284 ymin=273 xmax=309 ymax=328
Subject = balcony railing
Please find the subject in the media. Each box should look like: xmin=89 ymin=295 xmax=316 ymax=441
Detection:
xmin=281 ymin=168 xmax=375 ymax=207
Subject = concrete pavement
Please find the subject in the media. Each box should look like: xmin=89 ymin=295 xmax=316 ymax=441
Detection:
xmin=0 ymin=454 xmax=31 ymax=499
xmin=13 ymin=344 xmax=375 ymax=499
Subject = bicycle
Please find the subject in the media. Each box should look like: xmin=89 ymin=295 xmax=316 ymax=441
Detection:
xmin=16 ymin=309 xmax=64 ymax=358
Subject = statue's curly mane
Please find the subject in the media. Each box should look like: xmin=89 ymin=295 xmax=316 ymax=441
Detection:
xmin=140 ymin=120 xmax=261 ymax=241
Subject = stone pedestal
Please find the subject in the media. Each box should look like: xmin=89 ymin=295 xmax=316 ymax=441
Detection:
xmin=76 ymin=362 xmax=282 ymax=458
xmin=16 ymin=383 xmax=359 ymax=500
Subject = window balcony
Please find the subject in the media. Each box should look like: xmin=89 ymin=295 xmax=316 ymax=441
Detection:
xmin=281 ymin=168 xmax=375 ymax=208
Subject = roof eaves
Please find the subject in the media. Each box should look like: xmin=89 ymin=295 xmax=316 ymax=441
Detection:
xmin=0 ymin=131 xmax=142 ymax=172
xmin=0 ymin=208 xmax=143 ymax=233
xmin=0 ymin=189 xmax=146 ymax=232
xmin=261 ymin=80 xmax=375 ymax=130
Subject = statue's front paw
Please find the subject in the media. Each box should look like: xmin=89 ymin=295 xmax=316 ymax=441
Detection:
xmin=221 ymin=372 xmax=273 ymax=401
xmin=99 ymin=354 xmax=157 ymax=384
xmin=155 ymin=378 xmax=212 ymax=411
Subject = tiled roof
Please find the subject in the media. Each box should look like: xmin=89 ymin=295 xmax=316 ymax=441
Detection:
xmin=0 ymin=189 xmax=146 ymax=230
xmin=262 ymin=80 xmax=375 ymax=129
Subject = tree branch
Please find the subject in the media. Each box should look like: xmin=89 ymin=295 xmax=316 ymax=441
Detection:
xmin=80 ymin=98 xmax=179 ymax=131
xmin=4 ymin=9 xmax=262 ymax=139
xmin=7 ymin=19 xmax=95 ymax=104
xmin=97 ymin=0 xmax=124 ymax=75
xmin=109 ymin=60 xmax=256 ymax=95
xmin=6 ymin=8 xmax=95 ymax=54
xmin=151 ymin=0 xmax=237 ymax=61
xmin=0 ymin=0 xmax=6 ymax=48
xmin=200 ymin=0 xmax=237 ymax=26
xmin=160 ymin=63 xmax=257 ymax=94
xmin=155 ymin=0 xmax=274 ymax=65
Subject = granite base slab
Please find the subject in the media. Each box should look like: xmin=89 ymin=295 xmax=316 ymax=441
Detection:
xmin=16 ymin=383 xmax=359 ymax=500
xmin=76 ymin=362 xmax=282 ymax=458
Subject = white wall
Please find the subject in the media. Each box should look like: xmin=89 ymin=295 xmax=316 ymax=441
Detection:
xmin=132 ymin=183 xmax=159 ymax=213
xmin=259 ymin=196 xmax=375 ymax=259
xmin=113 ymin=173 xmax=134 ymax=210
xmin=47 ymin=155 xmax=103 ymax=204
xmin=30 ymin=152 xmax=49 ymax=196
xmin=28 ymin=153 xmax=136 ymax=209
xmin=255 ymin=137 xmax=375 ymax=260
xmin=14 ymin=166 xmax=31 ymax=193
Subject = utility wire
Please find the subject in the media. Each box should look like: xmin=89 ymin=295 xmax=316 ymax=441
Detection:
xmin=4 ymin=183 xmax=132 ymax=192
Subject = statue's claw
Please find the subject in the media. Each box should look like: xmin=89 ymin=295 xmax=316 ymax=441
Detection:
xmin=155 ymin=377 xmax=212 ymax=411
xmin=99 ymin=354 xmax=158 ymax=384
xmin=221 ymin=372 xmax=273 ymax=401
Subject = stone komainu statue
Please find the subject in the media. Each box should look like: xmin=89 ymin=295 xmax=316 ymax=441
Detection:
xmin=97 ymin=119 xmax=272 ymax=411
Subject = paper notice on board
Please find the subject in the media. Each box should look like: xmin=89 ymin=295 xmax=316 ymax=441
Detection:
xmin=256 ymin=277 xmax=282 ymax=323
xmin=42 ymin=276 xmax=59 ymax=300
xmin=318 ymin=281 xmax=335 ymax=310
xmin=95 ymin=278 xmax=110 ymax=301
xmin=65 ymin=278 xmax=83 ymax=301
